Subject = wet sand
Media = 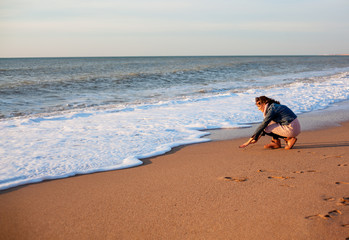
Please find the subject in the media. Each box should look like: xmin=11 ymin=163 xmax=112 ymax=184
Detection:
xmin=1 ymin=122 xmax=349 ymax=239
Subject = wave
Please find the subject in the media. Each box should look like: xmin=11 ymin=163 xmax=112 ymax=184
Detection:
xmin=1 ymin=67 xmax=349 ymax=120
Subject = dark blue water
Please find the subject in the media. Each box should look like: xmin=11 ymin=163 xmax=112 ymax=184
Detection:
xmin=1 ymin=56 xmax=349 ymax=119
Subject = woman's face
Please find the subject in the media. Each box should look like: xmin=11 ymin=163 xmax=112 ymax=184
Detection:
xmin=256 ymin=101 xmax=265 ymax=112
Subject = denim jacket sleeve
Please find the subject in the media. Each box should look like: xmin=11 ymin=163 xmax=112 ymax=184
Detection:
xmin=251 ymin=103 xmax=297 ymax=140
xmin=252 ymin=104 xmax=276 ymax=140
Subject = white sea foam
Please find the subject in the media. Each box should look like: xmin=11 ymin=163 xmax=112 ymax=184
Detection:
xmin=0 ymin=71 xmax=349 ymax=190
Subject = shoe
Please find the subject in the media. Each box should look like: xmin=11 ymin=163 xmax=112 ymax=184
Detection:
xmin=264 ymin=139 xmax=281 ymax=149
xmin=285 ymin=137 xmax=297 ymax=150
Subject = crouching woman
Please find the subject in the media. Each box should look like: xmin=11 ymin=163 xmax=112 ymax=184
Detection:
xmin=239 ymin=96 xmax=301 ymax=150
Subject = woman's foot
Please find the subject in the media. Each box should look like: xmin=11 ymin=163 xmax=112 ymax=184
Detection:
xmin=264 ymin=139 xmax=281 ymax=149
xmin=285 ymin=137 xmax=297 ymax=150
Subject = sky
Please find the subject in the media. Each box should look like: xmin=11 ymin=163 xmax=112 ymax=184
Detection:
xmin=0 ymin=0 xmax=348 ymax=57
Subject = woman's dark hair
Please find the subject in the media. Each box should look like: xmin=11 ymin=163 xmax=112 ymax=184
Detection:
xmin=255 ymin=96 xmax=280 ymax=105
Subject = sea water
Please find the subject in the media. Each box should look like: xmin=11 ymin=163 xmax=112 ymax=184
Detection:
xmin=1 ymin=56 xmax=349 ymax=190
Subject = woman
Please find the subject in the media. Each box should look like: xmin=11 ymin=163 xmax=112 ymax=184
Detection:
xmin=239 ymin=96 xmax=301 ymax=150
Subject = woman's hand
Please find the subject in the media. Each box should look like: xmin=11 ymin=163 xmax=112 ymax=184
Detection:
xmin=239 ymin=138 xmax=256 ymax=148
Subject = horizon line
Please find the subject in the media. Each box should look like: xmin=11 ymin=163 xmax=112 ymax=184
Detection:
xmin=1 ymin=54 xmax=349 ymax=59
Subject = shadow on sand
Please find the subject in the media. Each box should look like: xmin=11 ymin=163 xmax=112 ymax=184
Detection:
xmin=295 ymin=141 xmax=349 ymax=149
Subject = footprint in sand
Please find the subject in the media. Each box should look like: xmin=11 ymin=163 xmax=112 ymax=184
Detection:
xmin=335 ymin=181 xmax=349 ymax=185
xmin=323 ymin=197 xmax=349 ymax=206
xmin=337 ymin=197 xmax=349 ymax=206
xmin=268 ymin=176 xmax=295 ymax=180
xmin=323 ymin=197 xmax=335 ymax=202
xmin=259 ymin=169 xmax=318 ymax=175
xmin=258 ymin=169 xmax=281 ymax=173
xmin=292 ymin=170 xmax=318 ymax=174
xmin=322 ymin=155 xmax=343 ymax=160
xmin=305 ymin=209 xmax=342 ymax=220
xmin=219 ymin=177 xmax=248 ymax=182
xmin=258 ymin=171 xmax=296 ymax=185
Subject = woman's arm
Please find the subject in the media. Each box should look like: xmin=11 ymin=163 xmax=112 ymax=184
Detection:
xmin=239 ymin=138 xmax=256 ymax=148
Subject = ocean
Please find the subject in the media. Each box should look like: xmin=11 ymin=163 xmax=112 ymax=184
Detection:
xmin=1 ymin=56 xmax=349 ymax=190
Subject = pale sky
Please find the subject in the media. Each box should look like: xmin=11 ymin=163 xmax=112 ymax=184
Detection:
xmin=1 ymin=0 xmax=348 ymax=57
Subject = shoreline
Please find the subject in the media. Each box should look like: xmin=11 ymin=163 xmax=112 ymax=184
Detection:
xmin=1 ymin=117 xmax=349 ymax=239
xmin=1 ymin=100 xmax=349 ymax=193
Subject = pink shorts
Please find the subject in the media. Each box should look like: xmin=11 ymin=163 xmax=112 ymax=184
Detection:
xmin=264 ymin=118 xmax=301 ymax=138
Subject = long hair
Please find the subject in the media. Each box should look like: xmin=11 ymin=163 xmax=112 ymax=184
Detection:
xmin=255 ymin=96 xmax=280 ymax=105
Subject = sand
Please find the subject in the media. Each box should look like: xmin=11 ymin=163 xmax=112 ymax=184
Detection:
xmin=1 ymin=122 xmax=349 ymax=239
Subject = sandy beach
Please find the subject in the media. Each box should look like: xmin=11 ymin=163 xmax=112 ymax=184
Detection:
xmin=1 ymin=120 xmax=349 ymax=239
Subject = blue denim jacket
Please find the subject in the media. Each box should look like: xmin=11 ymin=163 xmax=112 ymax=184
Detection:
xmin=252 ymin=103 xmax=297 ymax=140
